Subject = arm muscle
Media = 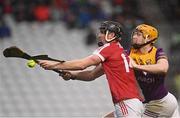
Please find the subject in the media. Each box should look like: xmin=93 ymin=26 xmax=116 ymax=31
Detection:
xmin=134 ymin=58 xmax=169 ymax=74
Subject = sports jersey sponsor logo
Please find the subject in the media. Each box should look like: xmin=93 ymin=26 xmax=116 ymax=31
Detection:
xmin=136 ymin=76 xmax=155 ymax=84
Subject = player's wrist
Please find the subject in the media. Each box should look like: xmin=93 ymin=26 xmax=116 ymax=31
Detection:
xmin=53 ymin=62 xmax=62 ymax=70
xmin=134 ymin=64 xmax=141 ymax=70
xmin=70 ymin=74 xmax=76 ymax=80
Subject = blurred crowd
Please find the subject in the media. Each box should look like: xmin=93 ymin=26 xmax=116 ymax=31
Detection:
xmin=0 ymin=0 xmax=179 ymax=47
xmin=0 ymin=0 xmax=180 ymax=41
xmin=0 ymin=0 xmax=146 ymax=48
xmin=0 ymin=0 xmax=144 ymax=27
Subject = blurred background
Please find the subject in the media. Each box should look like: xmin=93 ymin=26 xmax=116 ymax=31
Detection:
xmin=0 ymin=0 xmax=180 ymax=117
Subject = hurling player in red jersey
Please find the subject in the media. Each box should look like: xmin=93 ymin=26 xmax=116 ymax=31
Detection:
xmin=38 ymin=21 xmax=144 ymax=117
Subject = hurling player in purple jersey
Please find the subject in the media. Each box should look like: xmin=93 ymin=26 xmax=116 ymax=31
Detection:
xmin=129 ymin=24 xmax=180 ymax=118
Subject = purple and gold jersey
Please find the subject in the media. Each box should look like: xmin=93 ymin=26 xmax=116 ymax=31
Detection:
xmin=129 ymin=46 xmax=168 ymax=103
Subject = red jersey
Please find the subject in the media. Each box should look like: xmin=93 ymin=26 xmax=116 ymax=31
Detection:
xmin=93 ymin=41 xmax=142 ymax=103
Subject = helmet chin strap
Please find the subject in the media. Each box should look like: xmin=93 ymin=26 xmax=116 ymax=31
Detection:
xmin=132 ymin=36 xmax=157 ymax=49
xmin=105 ymin=30 xmax=116 ymax=42
xmin=132 ymin=38 xmax=157 ymax=49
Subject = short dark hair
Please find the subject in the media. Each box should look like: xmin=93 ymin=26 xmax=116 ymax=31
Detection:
xmin=99 ymin=21 xmax=123 ymax=38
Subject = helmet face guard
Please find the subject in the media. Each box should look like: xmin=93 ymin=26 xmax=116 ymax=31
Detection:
xmin=131 ymin=37 xmax=157 ymax=49
xmin=99 ymin=21 xmax=123 ymax=42
xmin=131 ymin=24 xmax=158 ymax=49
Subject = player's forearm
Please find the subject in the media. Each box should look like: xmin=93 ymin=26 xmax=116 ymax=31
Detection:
xmin=39 ymin=55 xmax=101 ymax=71
xmin=54 ymin=60 xmax=91 ymax=70
xmin=54 ymin=56 xmax=101 ymax=71
xmin=72 ymin=71 xmax=96 ymax=81
xmin=72 ymin=64 xmax=104 ymax=81
xmin=134 ymin=63 xmax=168 ymax=74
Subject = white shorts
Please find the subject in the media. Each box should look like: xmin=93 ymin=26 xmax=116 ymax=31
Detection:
xmin=143 ymin=92 xmax=180 ymax=118
xmin=113 ymin=98 xmax=144 ymax=118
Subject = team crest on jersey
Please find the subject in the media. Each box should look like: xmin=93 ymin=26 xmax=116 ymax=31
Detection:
xmin=138 ymin=58 xmax=144 ymax=65
xmin=145 ymin=59 xmax=152 ymax=65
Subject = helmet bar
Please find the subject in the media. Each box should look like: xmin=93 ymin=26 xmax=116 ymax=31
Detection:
xmin=105 ymin=30 xmax=116 ymax=42
xmin=132 ymin=38 xmax=157 ymax=49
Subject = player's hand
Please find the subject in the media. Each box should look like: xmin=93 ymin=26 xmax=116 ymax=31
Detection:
xmin=129 ymin=57 xmax=137 ymax=68
xmin=59 ymin=71 xmax=76 ymax=81
xmin=38 ymin=60 xmax=60 ymax=70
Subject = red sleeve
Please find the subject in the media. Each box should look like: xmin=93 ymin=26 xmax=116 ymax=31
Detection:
xmin=93 ymin=44 xmax=111 ymax=62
